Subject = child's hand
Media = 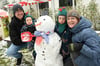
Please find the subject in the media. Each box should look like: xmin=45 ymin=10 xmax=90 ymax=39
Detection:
xmin=27 ymin=42 xmax=34 ymax=51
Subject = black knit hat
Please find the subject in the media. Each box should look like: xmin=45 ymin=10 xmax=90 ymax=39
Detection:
xmin=12 ymin=4 xmax=24 ymax=15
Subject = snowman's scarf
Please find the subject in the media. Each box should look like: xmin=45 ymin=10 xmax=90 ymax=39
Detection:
xmin=34 ymin=31 xmax=51 ymax=45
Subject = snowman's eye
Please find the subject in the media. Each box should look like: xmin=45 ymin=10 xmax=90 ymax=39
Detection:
xmin=43 ymin=19 xmax=45 ymax=21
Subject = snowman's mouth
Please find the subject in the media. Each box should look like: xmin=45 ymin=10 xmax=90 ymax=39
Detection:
xmin=35 ymin=22 xmax=41 ymax=26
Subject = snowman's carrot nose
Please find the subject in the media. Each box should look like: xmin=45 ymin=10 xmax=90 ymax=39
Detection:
xmin=35 ymin=22 xmax=41 ymax=26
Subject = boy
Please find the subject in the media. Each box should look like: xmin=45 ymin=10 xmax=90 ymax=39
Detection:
xmin=54 ymin=7 xmax=73 ymax=66
xmin=21 ymin=14 xmax=36 ymax=59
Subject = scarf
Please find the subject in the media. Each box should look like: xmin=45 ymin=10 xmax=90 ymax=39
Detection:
xmin=57 ymin=21 xmax=67 ymax=33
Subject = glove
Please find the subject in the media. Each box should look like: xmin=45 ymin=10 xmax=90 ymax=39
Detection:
xmin=27 ymin=42 xmax=34 ymax=51
xmin=68 ymin=43 xmax=83 ymax=52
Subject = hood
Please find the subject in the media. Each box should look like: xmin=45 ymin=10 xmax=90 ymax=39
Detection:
xmin=13 ymin=4 xmax=24 ymax=15
xmin=24 ymin=14 xmax=35 ymax=27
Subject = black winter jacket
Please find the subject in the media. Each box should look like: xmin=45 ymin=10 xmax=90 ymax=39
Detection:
xmin=9 ymin=16 xmax=26 ymax=45
xmin=54 ymin=23 xmax=72 ymax=61
xmin=21 ymin=24 xmax=36 ymax=41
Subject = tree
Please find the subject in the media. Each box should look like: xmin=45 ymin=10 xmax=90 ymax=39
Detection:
xmin=87 ymin=0 xmax=99 ymax=30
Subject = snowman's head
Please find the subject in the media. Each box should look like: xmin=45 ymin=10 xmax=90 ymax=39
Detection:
xmin=35 ymin=15 xmax=55 ymax=33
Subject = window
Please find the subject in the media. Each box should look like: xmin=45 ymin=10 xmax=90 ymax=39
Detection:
xmin=39 ymin=2 xmax=49 ymax=9
xmin=39 ymin=2 xmax=49 ymax=16
xmin=59 ymin=0 xmax=76 ymax=7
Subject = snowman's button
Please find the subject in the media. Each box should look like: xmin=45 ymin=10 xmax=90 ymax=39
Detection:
xmin=43 ymin=19 xmax=45 ymax=21
xmin=42 ymin=51 xmax=45 ymax=53
xmin=42 ymin=54 xmax=45 ymax=56
xmin=44 ymin=58 xmax=46 ymax=60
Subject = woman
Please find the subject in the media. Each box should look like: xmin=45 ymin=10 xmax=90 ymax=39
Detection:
xmin=67 ymin=9 xmax=100 ymax=66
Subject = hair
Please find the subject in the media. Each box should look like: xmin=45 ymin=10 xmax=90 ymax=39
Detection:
xmin=12 ymin=4 xmax=24 ymax=15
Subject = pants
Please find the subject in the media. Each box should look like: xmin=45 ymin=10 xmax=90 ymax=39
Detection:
xmin=70 ymin=52 xmax=79 ymax=66
xmin=6 ymin=43 xmax=27 ymax=58
xmin=64 ymin=57 xmax=74 ymax=66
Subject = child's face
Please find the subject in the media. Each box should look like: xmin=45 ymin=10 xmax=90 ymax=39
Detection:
xmin=67 ymin=17 xmax=79 ymax=28
xmin=58 ymin=16 xmax=66 ymax=24
xmin=26 ymin=17 xmax=33 ymax=25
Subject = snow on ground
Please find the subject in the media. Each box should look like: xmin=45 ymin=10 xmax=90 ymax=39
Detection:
xmin=0 ymin=40 xmax=35 ymax=66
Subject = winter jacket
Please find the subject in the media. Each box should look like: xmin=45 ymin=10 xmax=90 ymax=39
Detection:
xmin=70 ymin=17 xmax=100 ymax=66
xmin=21 ymin=24 xmax=36 ymax=42
xmin=54 ymin=22 xmax=72 ymax=61
xmin=9 ymin=16 xmax=26 ymax=45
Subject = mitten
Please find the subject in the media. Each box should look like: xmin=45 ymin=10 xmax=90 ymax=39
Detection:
xmin=68 ymin=43 xmax=83 ymax=52
xmin=74 ymin=43 xmax=83 ymax=51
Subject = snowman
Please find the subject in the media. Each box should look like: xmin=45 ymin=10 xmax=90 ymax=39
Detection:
xmin=34 ymin=15 xmax=63 ymax=66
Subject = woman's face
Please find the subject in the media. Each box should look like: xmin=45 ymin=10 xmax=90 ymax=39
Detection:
xmin=67 ymin=17 xmax=79 ymax=28
xmin=58 ymin=16 xmax=66 ymax=24
xmin=26 ymin=17 xmax=33 ymax=25
xmin=15 ymin=9 xmax=24 ymax=20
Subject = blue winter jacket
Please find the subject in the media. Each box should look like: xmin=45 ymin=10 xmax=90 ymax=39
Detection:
xmin=70 ymin=17 xmax=100 ymax=66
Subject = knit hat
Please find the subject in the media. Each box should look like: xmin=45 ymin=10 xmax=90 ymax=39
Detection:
xmin=12 ymin=4 xmax=24 ymax=15
xmin=67 ymin=9 xmax=80 ymax=19
xmin=57 ymin=7 xmax=67 ymax=16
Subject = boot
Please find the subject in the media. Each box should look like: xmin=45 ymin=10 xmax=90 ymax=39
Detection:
xmin=32 ymin=50 xmax=36 ymax=60
xmin=16 ymin=55 xmax=23 ymax=65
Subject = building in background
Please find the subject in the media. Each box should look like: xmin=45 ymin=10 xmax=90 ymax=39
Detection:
xmin=0 ymin=0 xmax=9 ymax=9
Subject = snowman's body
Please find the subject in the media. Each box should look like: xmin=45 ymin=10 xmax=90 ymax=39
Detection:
xmin=34 ymin=15 xmax=63 ymax=66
